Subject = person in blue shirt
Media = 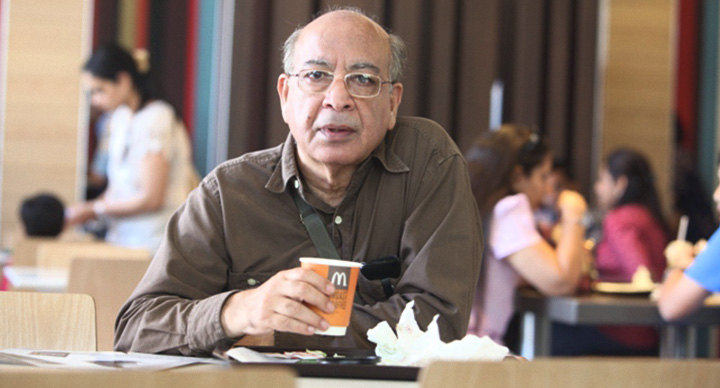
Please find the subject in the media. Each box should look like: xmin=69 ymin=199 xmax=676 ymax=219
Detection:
xmin=659 ymin=163 xmax=720 ymax=320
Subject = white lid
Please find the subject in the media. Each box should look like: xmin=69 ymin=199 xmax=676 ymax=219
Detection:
xmin=299 ymin=257 xmax=363 ymax=268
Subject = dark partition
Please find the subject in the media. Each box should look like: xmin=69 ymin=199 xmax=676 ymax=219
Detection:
xmin=225 ymin=0 xmax=598 ymax=196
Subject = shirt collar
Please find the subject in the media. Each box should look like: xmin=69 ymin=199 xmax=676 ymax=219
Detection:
xmin=369 ymin=135 xmax=410 ymax=174
xmin=265 ymin=133 xmax=299 ymax=194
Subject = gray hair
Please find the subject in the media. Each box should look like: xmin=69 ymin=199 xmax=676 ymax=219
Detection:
xmin=281 ymin=9 xmax=407 ymax=83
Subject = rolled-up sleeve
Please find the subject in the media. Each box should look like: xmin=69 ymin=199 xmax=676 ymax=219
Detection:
xmin=114 ymin=177 xmax=239 ymax=355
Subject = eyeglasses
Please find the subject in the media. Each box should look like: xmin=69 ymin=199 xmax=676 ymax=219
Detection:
xmin=288 ymin=70 xmax=393 ymax=98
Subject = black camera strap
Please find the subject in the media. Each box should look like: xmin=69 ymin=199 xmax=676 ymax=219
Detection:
xmin=290 ymin=182 xmax=396 ymax=299
xmin=290 ymin=184 xmax=341 ymax=260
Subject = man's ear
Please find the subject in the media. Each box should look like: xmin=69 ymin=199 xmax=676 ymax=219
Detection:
xmin=277 ymin=74 xmax=290 ymax=123
xmin=387 ymin=82 xmax=403 ymax=130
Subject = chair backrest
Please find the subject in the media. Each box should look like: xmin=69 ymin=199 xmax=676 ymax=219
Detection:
xmin=0 ymin=367 xmax=296 ymax=388
xmin=10 ymin=237 xmax=56 ymax=266
xmin=0 ymin=291 xmax=96 ymax=351
xmin=419 ymin=359 xmax=720 ymax=388
xmin=67 ymin=257 xmax=150 ymax=350
xmin=36 ymin=241 xmax=151 ymax=270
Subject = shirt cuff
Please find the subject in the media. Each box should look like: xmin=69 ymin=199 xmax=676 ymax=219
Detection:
xmin=186 ymin=290 xmax=241 ymax=354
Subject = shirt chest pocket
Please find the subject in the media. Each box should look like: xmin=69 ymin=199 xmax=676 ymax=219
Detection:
xmin=228 ymin=271 xmax=275 ymax=291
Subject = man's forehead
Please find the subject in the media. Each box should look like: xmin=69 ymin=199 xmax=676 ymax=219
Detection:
xmin=298 ymin=58 xmax=382 ymax=74
xmin=293 ymin=37 xmax=389 ymax=75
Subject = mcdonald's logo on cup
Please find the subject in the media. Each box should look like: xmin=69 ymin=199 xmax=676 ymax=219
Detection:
xmin=330 ymin=271 xmax=348 ymax=288
xmin=299 ymin=257 xmax=363 ymax=336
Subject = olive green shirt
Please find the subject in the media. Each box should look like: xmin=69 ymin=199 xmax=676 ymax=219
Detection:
xmin=115 ymin=116 xmax=483 ymax=356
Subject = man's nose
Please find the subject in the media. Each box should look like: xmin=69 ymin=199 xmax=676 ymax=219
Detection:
xmin=322 ymin=76 xmax=354 ymax=110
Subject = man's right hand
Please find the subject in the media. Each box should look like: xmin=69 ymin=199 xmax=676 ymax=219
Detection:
xmin=220 ymin=267 xmax=336 ymax=338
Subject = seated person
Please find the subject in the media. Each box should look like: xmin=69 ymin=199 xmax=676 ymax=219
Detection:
xmin=465 ymin=124 xmax=588 ymax=347
xmin=1 ymin=193 xmax=65 ymax=290
xmin=659 ymin=161 xmax=720 ymax=320
xmin=553 ymin=148 xmax=669 ymax=356
xmin=535 ymin=160 xmax=581 ymax=244
xmin=20 ymin=193 xmax=65 ymax=238
xmin=114 ymin=8 xmax=483 ymax=356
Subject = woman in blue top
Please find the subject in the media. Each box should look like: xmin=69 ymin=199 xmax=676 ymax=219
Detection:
xmin=659 ymin=163 xmax=720 ymax=320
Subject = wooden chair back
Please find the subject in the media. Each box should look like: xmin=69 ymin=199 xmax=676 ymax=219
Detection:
xmin=0 ymin=367 xmax=296 ymax=388
xmin=67 ymin=257 xmax=150 ymax=350
xmin=419 ymin=359 xmax=720 ymax=388
xmin=0 ymin=291 xmax=96 ymax=351
xmin=36 ymin=241 xmax=150 ymax=270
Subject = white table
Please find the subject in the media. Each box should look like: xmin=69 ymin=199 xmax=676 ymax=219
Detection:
xmin=2 ymin=266 xmax=67 ymax=292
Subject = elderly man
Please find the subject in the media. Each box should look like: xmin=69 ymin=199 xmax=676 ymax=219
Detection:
xmin=115 ymin=8 xmax=483 ymax=356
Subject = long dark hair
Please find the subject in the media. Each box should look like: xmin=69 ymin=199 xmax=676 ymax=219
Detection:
xmin=604 ymin=147 xmax=669 ymax=235
xmin=83 ymin=43 xmax=156 ymax=107
xmin=465 ymin=124 xmax=550 ymax=221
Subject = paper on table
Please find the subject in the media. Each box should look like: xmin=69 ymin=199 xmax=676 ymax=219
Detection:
xmin=0 ymin=348 xmax=226 ymax=370
xmin=367 ymin=300 xmax=509 ymax=366
xmin=225 ymin=347 xmax=297 ymax=363
xmin=2 ymin=266 xmax=68 ymax=292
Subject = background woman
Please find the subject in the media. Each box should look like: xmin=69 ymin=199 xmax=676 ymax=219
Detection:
xmin=465 ymin=124 xmax=588 ymax=349
xmin=553 ymin=147 xmax=669 ymax=356
xmin=593 ymin=147 xmax=669 ymax=283
xmin=66 ymin=44 xmax=196 ymax=254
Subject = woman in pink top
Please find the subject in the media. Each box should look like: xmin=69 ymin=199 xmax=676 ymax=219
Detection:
xmin=553 ymin=148 xmax=669 ymax=356
xmin=465 ymin=124 xmax=588 ymax=347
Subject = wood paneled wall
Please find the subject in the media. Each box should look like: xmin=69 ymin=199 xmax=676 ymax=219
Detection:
xmin=599 ymin=0 xmax=675 ymax=215
xmin=0 ymin=0 xmax=92 ymax=247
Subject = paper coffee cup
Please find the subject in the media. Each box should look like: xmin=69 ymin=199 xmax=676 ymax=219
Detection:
xmin=299 ymin=257 xmax=363 ymax=336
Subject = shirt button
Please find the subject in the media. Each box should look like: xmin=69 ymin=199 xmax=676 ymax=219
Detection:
xmin=247 ymin=278 xmax=257 ymax=286
xmin=334 ymin=216 xmax=342 ymax=225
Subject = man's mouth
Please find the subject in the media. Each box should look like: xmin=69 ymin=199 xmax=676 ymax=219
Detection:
xmin=317 ymin=125 xmax=354 ymax=138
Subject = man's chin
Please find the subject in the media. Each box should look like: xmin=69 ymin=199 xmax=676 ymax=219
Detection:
xmin=311 ymin=150 xmax=365 ymax=168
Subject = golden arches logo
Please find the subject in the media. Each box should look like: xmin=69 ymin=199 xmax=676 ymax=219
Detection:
xmin=330 ymin=271 xmax=348 ymax=288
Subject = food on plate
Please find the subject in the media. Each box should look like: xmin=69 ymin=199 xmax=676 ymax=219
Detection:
xmin=631 ymin=265 xmax=654 ymax=289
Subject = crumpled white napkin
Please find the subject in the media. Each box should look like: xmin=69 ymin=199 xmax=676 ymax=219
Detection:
xmin=367 ymin=300 xmax=509 ymax=366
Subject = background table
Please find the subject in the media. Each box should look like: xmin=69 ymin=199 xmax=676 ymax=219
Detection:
xmin=2 ymin=266 xmax=67 ymax=292
xmin=515 ymin=288 xmax=720 ymax=359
